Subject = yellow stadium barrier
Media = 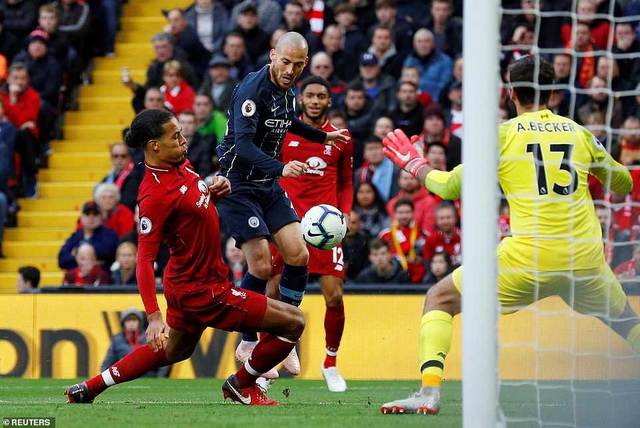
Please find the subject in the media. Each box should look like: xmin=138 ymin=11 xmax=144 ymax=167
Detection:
xmin=1 ymin=294 xmax=639 ymax=380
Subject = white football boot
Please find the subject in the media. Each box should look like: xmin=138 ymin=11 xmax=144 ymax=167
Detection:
xmin=235 ymin=341 xmax=279 ymax=380
xmin=282 ymin=347 xmax=301 ymax=375
xmin=380 ymin=387 xmax=440 ymax=415
xmin=320 ymin=364 xmax=347 ymax=392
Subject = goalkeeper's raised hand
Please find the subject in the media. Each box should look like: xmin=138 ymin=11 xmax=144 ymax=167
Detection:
xmin=382 ymin=129 xmax=429 ymax=177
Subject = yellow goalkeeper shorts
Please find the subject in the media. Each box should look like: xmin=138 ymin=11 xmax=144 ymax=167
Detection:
xmin=451 ymin=242 xmax=627 ymax=318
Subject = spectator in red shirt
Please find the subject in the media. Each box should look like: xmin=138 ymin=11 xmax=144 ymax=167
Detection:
xmin=561 ymin=0 xmax=612 ymax=52
xmin=93 ymin=183 xmax=135 ymax=238
xmin=386 ymin=170 xmax=438 ymax=233
xmin=1 ymin=62 xmax=41 ymax=198
xmin=566 ymin=22 xmax=598 ymax=89
xmin=379 ymin=198 xmax=426 ymax=283
xmin=63 ymin=243 xmax=110 ymax=286
xmin=160 ymin=60 xmax=196 ymax=116
xmin=424 ymin=201 xmax=461 ymax=267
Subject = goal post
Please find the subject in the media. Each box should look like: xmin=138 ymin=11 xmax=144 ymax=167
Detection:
xmin=461 ymin=0 xmax=501 ymax=426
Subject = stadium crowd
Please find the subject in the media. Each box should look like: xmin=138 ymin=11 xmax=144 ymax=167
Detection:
xmin=3 ymin=0 xmax=640 ymax=288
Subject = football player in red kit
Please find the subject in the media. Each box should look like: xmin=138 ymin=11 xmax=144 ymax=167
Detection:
xmin=268 ymin=76 xmax=353 ymax=392
xmin=64 ymin=109 xmax=305 ymax=406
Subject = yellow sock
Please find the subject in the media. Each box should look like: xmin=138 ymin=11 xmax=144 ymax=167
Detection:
xmin=419 ymin=310 xmax=453 ymax=388
xmin=626 ymin=324 xmax=640 ymax=354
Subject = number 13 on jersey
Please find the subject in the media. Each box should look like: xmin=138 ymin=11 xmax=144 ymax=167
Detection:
xmin=526 ymin=143 xmax=578 ymax=196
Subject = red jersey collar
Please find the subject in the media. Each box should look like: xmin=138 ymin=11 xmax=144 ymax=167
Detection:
xmin=144 ymin=160 xmax=197 ymax=176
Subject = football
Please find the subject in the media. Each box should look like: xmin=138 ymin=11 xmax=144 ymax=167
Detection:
xmin=301 ymin=204 xmax=347 ymax=250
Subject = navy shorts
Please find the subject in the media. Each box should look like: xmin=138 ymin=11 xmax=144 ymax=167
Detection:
xmin=216 ymin=179 xmax=299 ymax=247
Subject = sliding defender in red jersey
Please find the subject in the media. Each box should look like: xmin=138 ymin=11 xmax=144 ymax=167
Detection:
xmin=64 ymin=109 xmax=305 ymax=406
xmin=267 ymin=76 xmax=353 ymax=392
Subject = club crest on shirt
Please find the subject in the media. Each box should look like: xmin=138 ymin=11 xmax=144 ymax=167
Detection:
xmin=305 ymin=156 xmax=327 ymax=176
xmin=242 ymin=99 xmax=256 ymax=117
xmin=140 ymin=217 xmax=152 ymax=234
xmin=324 ymin=145 xmax=332 ymax=156
xmin=248 ymin=216 xmax=260 ymax=228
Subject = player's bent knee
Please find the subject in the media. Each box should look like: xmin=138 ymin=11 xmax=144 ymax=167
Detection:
xmin=249 ymin=258 xmax=273 ymax=279
xmin=284 ymin=246 xmax=309 ymax=266
xmin=285 ymin=306 xmax=306 ymax=339
xmin=424 ymin=279 xmax=460 ymax=315
xmin=325 ymin=289 xmax=343 ymax=307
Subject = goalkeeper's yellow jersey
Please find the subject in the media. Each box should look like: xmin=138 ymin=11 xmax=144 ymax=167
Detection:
xmin=424 ymin=109 xmax=632 ymax=271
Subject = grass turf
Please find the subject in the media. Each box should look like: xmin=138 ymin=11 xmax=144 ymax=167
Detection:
xmin=0 ymin=379 xmax=460 ymax=428
xmin=2 ymin=379 xmax=640 ymax=427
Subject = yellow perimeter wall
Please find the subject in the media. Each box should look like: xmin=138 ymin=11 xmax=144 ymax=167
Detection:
xmin=1 ymin=294 xmax=639 ymax=380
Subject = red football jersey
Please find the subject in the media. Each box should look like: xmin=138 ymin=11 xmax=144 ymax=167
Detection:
xmin=136 ymin=161 xmax=230 ymax=314
xmin=280 ymin=118 xmax=354 ymax=216
xmin=423 ymin=227 xmax=462 ymax=266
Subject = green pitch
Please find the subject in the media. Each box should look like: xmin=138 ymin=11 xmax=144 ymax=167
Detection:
xmin=0 ymin=379 xmax=460 ymax=428
xmin=2 ymin=379 xmax=639 ymax=427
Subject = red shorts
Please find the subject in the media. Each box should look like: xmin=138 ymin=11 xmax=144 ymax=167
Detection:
xmin=271 ymin=243 xmax=346 ymax=279
xmin=164 ymin=281 xmax=267 ymax=337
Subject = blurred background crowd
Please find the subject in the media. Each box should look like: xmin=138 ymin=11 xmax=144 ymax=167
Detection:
xmin=3 ymin=0 xmax=640 ymax=291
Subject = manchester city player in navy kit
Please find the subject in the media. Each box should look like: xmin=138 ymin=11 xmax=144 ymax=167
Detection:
xmin=216 ymin=32 xmax=349 ymax=376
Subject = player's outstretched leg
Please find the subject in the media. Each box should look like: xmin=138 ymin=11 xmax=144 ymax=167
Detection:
xmin=65 ymin=329 xmax=200 ymax=403
xmin=320 ymin=275 xmax=347 ymax=392
xmin=381 ymin=275 xmax=460 ymax=415
xmin=223 ymin=298 xmax=305 ymax=406
xmin=271 ymin=223 xmax=309 ymax=375
xmin=236 ymin=238 xmax=280 ymax=379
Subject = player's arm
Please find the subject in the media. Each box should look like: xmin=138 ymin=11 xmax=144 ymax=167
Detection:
xmin=136 ymin=194 xmax=171 ymax=351
xmin=588 ymin=134 xmax=633 ymax=195
xmin=382 ymin=129 xmax=462 ymax=200
xmin=233 ymin=92 xmax=287 ymax=176
xmin=291 ymin=117 xmax=350 ymax=147
xmin=422 ymin=165 xmax=463 ymax=200
xmin=337 ymin=135 xmax=355 ymax=215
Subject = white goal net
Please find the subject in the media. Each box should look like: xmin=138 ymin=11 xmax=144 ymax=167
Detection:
xmin=474 ymin=1 xmax=640 ymax=427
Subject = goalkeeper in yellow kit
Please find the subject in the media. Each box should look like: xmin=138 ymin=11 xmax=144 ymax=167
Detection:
xmin=380 ymin=55 xmax=640 ymax=415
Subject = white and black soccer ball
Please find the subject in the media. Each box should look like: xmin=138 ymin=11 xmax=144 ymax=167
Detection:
xmin=301 ymin=204 xmax=347 ymax=250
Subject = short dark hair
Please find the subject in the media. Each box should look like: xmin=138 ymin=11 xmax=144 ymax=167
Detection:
xmin=345 ymin=82 xmax=366 ymax=96
xmin=508 ymin=55 xmax=554 ymax=106
xmin=19 ymin=266 xmax=40 ymax=288
xmin=300 ymin=76 xmax=332 ymax=95
xmin=375 ymin=0 xmax=396 ymax=9
xmin=394 ymin=198 xmax=414 ymax=212
xmin=8 ymin=62 xmax=28 ymax=75
xmin=225 ymin=31 xmax=245 ymax=44
xmin=125 ymin=109 xmax=175 ymax=149
xmin=369 ymin=237 xmax=389 ymax=252
xmin=286 ymin=0 xmax=303 ymax=9
xmin=178 ymin=109 xmax=195 ymax=118
xmin=431 ymin=251 xmax=452 ymax=266
xmin=436 ymin=200 xmax=457 ymax=214
xmin=426 ymin=141 xmax=447 ymax=155
xmin=364 ymin=137 xmax=383 ymax=146
xmin=335 ymin=3 xmax=357 ymax=16
xmin=328 ymin=110 xmax=347 ymax=121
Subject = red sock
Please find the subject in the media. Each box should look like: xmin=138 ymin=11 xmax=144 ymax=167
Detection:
xmin=324 ymin=303 xmax=345 ymax=368
xmin=86 ymin=345 xmax=169 ymax=397
xmin=235 ymin=334 xmax=296 ymax=387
